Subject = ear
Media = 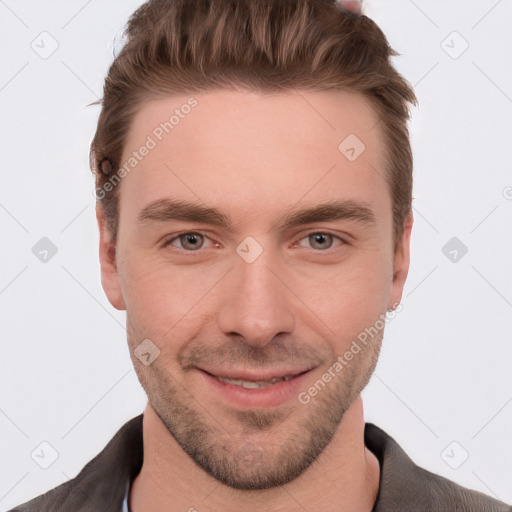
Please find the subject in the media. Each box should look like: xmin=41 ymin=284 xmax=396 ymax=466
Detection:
xmin=96 ymin=204 xmax=126 ymax=311
xmin=388 ymin=211 xmax=413 ymax=311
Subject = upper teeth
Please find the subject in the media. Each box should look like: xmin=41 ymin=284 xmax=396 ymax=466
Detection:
xmin=216 ymin=375 xmax=294 ymax=388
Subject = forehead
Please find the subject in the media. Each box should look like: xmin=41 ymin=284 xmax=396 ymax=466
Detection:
xmin=124 ymin=88 xmax=382 ymax=158
xmin=119 ymin=89 xmax=389 ymax=228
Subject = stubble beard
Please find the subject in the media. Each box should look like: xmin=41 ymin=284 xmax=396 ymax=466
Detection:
xmin=131 ymin=330 xmax=383 ymax=491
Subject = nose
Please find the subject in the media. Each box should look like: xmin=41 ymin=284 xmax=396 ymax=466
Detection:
xmin=217 ymin=247 xmax=295 ymax=349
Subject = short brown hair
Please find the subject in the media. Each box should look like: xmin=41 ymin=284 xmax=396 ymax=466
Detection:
xmin=90 ymin=0 xmax=417 ymax=251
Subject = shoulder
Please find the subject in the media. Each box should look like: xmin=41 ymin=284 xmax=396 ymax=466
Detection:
xmin=9 ymin=414 xmax=143 ymax=512
xmin=365 ymin=423 xmax=512 ymax=512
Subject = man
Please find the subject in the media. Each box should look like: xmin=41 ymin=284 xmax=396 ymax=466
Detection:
xmin=10 ymin=0 xmax=511 ymax=510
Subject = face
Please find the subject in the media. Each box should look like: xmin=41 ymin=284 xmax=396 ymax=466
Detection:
xmin=97 ymin=89 xmax=412 ymax=490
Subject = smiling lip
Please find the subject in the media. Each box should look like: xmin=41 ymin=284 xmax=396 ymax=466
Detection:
xmin=196 ymin=367 xmax=315 ymax=408
xmin=197 ymin=366 xmax=315 ymax=382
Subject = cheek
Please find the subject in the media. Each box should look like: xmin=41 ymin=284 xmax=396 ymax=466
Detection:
xmin=305 ymin=257 xmax=391 ymax=347
xmin=308 ymin=246 xmax=390 ymax=300
xmin=118 ymin=255 xmax=222 ymax=336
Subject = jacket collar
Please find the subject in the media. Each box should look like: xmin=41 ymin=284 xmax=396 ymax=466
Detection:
xmin=364 ymin=422 xmax=510 ymax=511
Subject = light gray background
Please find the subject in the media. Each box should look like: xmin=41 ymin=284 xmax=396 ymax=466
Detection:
xmin=1 ymin=0 xmax=511 ymax=509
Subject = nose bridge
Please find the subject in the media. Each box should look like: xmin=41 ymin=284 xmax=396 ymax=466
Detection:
xmin=217 ymin=241 xmax=295 ymax=347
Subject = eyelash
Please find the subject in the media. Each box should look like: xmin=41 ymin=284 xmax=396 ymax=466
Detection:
xmin=161 ymin=231 xmax=347 ymax=254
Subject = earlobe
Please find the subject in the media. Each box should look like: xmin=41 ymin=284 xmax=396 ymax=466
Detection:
xmin=388 ymin=211 xmax=414 ymax=310
xmin=96 ymin=205 xmax=126 ymax=311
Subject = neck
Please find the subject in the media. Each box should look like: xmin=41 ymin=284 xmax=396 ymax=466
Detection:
xmin=130 ymin=396 xmax=379 ymax=512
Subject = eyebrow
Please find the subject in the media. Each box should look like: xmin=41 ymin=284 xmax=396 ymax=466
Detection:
xmin=137 ymin=198 xmax=377 ymax=232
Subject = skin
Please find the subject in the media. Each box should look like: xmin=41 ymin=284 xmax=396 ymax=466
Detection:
xmin=96 ymin=88 xmax=413 ymax=512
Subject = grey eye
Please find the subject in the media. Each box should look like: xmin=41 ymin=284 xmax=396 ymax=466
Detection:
xmin=169 ymin=233 xmax=206 ymax=251
xmin=308 ymin=233 xmax=335 ymax=250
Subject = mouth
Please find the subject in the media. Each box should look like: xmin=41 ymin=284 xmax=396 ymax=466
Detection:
xmin=196 ymin=367 xmax=315 ymax=408
xmin=200 ymin=369 xmax=311 ymax=389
